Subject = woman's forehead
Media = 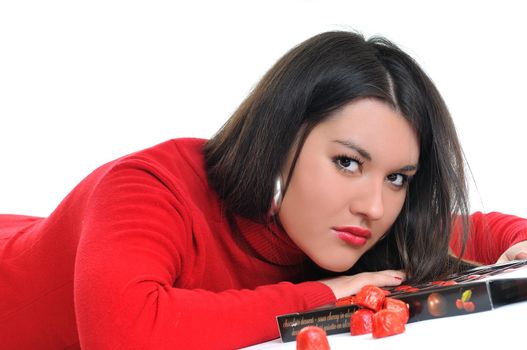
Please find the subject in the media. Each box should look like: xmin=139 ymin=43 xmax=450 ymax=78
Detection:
xmin=305 ymin=99 xmax=420 ymax=165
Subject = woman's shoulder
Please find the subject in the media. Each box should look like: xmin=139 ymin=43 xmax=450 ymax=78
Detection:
xmin=55 ymin=138 xmax=210 ymax=211
xmin=88 ymin=138 xmax=208 ymax=182
xmin=87 ymin=138 xmax=215 ymax=210
xmin=45 ymin=138 xmax=217 ymax=224
xmin=122 ymin=138 xmax=206 ymax=170
xmin=119 ymin=137 xmax=209 ymax=188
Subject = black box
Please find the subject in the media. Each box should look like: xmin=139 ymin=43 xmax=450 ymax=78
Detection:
xmin=276 ymin=260 xmax=527 ymax=342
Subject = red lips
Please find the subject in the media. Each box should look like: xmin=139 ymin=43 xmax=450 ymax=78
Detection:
xmin=333 ymin=226 xmax=372 ymax=247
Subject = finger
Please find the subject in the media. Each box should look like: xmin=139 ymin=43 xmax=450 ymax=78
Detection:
xmin=370 ymin=272 xmax=405 ymax=287
xmin=496 ymin=253 xmax=508 ymax=264
xmin=380 ymin=269 xmax=406 ymax=281
xmin=370 ymin=269 xmax=406 ymax=283
xmin=514 ymin=251 xmax=527 ymax=260
xmin=355 ymin=270 xmax=406 ymax=290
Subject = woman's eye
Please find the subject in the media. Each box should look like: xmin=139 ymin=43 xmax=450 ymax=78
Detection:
xmin=335 ymin=156 xmax=360 ymax=173
xmin=387 ymin=173 xmax=408 ymax=188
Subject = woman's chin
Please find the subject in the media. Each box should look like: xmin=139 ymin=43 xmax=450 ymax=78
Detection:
xmin=313 ymin=257 xmax=357 ymax=273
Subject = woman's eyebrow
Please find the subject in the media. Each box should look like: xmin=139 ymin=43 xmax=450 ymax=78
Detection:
xmin=397 ymin=164 xmax=419 ymax=173
xmin=333 ymin=139 xmax=372 ymax=160
xmin=333 ymin=139 xmax=419 ymax=172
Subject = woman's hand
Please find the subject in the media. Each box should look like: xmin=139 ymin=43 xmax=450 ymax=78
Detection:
xmin=496 ymin=240 xmax=527 ymax=263
xmin=319 ymin=270 xmax=405 ymax=300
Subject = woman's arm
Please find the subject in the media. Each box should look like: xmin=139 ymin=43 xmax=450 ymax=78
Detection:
xmin=450 ymin=212 xmax=527 ymax=265
xmin=73 ymin=162 xmax=336 ymax=349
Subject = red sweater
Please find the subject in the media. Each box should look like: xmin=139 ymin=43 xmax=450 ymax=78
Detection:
xmin=0 ymin=138 xmax=526 ymax=349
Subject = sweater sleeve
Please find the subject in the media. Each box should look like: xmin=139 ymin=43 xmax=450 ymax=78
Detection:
xmin=73 ymin=161 xmax=334 ymax=350
xmin=449 ymin=211 xmax=527 ymax=265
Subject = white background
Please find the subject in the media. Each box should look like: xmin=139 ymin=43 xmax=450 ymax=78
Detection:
xmin=1 ymin=0 xmax=526 ymax=217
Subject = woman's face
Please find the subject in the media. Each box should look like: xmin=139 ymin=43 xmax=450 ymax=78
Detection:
xmin=279 ymin=98 xmax=419 ymax=272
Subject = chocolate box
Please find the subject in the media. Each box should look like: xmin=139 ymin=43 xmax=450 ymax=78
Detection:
xmin=276 ymin=260 xmax=527 ymax=342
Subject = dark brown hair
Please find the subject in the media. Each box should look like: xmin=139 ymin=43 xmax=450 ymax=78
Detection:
xmin=204 ymin=31 xmax=469 ymax=282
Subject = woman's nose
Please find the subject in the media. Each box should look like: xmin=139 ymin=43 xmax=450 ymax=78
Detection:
xmin=349 ymin=178 xmax=384 ymax=220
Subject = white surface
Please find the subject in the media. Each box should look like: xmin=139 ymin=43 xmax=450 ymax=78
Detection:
xmin=246 ymin=266 xmax=527 ymax=348
xmin=1 ymin=1 xmax=526 ymax=218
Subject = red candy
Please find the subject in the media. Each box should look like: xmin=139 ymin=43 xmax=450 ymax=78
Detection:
xmin=372 ymin=309 xmax=406 ymax=338
xmin=347 ymin=285 xmax=410 ymax=338
xmin=350 ymin=309 xmax=374 ymax=336
xmin=394 ymin=285 xmax=413 ymax=291
xmin=354 ymin=285 xmax=386 ymax=311
xmin=442 ymin=280 xmax=457 ymax=286
xmin=383 ymin=298 xmax=410 ymax=324
xmin=335 ymin=295 xmax=355 ymax=306
xmin=296 ymin=326 xmax=330 ymax=350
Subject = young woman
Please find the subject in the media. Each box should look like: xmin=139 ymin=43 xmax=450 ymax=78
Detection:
xmin=1 ymin=31 xmax=526 ymax=349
